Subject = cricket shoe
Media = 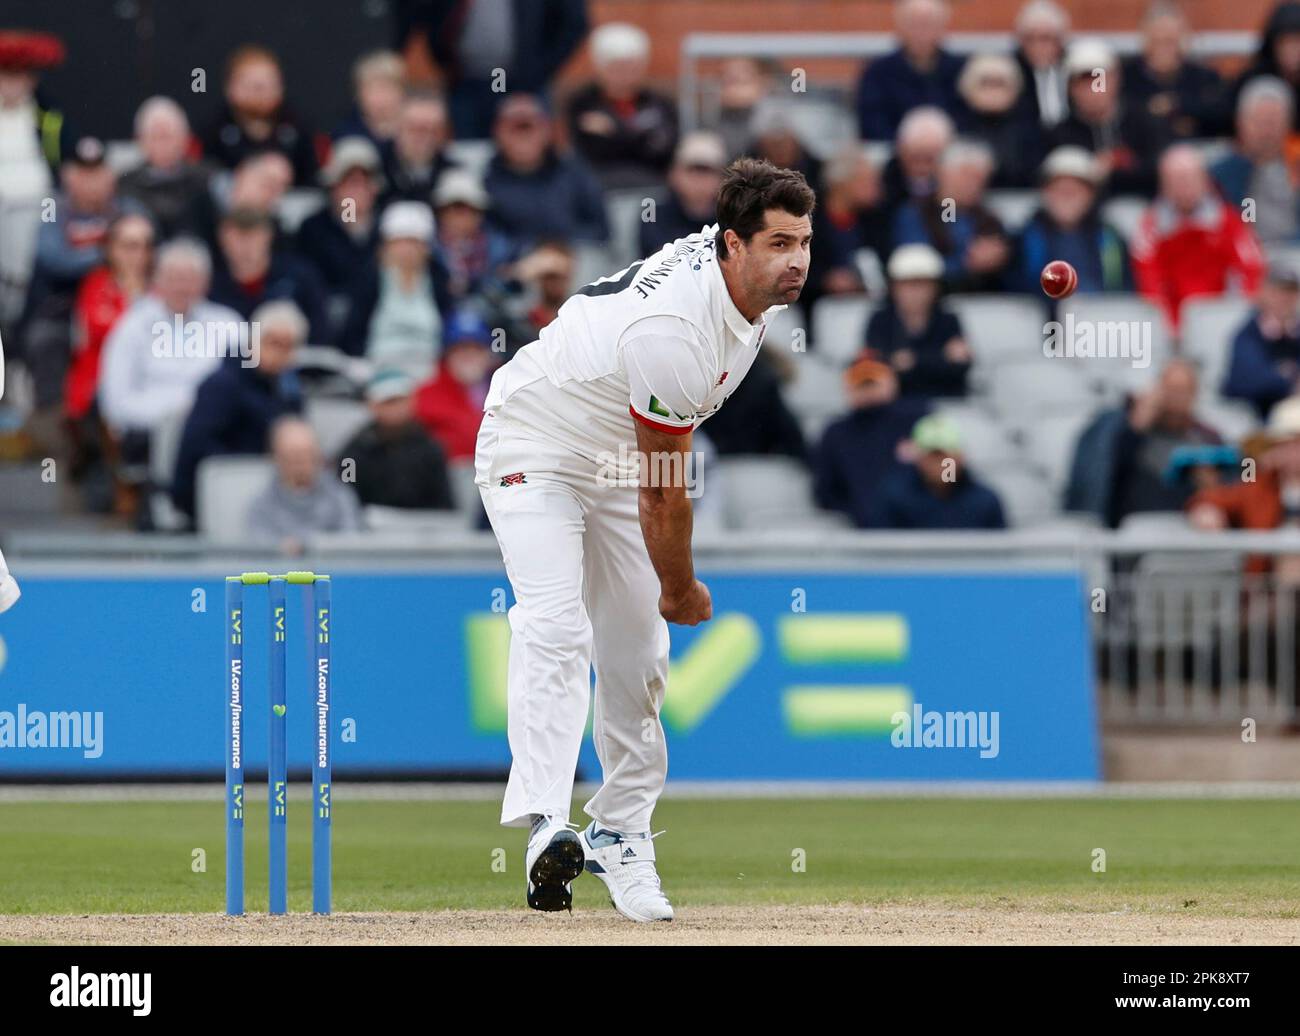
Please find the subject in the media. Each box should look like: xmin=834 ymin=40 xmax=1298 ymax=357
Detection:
xmin=525 ymin=814 xmax=585 ymax=913
xmin=580 ymin=822 xmax=673 ymax=922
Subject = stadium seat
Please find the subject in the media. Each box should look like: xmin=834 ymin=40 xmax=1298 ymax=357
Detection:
xmin=982 ymin=360 xmax=1098 ymax=417
xmin=784 ymin=354 xmax=847 ymax=428
xmin=1266 ymin=242 xmax=1300 ymax=274
xmin=572 ymin=243 xmax=614 ymax=291
xmin=305 ymin=396 xmax=372 ymax=459
xmin=444 ymin=140 xmax=493 ymax=177
xmin=930 ymin=402 xmax=1021 ymax=473
xmin=1179 ymin=296 xmax=1253 ymax=394
xmin=762 ymin=302 xmax=805 ymax=355
xmin=606 ymin=189 xmax=651 ymax=267
xmin=946 ymin=294 xmax=1048 ymax=368
xmin=1018 ymin=410 xmax=1096 ymax=493
xmin=362 ymin=505 xmax=466 ymax=535
xmin=1197 ymin=399 xmax=1260 ymax=443
xmin=1118 ymin=511 xmax=1194 ymax=537
xmin=278 ymin=189 xmax=326 ymax=234
xmin=1057 ymin=294 xmax=1171 ymax=395
xmin=716 ymin=456 xmax=818 ymax=530
xmin=447 ymin=459 xmax=484 ymax=527
xmin=984 ymin=190 xmax=1038 ymax=232
xmin=811 ymin=295 xmax=871 ymax=365
xmin=195 ymin=455 xmax=275 ymax=544
xmin=1099 ymin=196 xmax=1148 ymax=242
xmin=148 ymin=410 xmax=191 ymax=531
xmin=976 ymin=463 xmax=1058 ymax=528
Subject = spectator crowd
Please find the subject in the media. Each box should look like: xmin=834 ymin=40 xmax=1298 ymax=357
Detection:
xmin=3 ymin=0 xmax=1300 ymax=548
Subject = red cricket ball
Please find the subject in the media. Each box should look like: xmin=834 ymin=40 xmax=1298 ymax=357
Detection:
xmin=1040 ymin=260 xmax=1078 ymax=299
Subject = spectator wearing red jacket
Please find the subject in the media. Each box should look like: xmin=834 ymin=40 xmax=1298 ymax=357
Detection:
xmin=1131 ymin=144 xmax=1265 ymax=329
xmin=414 ymin=309 xmax=498 ymax=461
xmin=66 ymin=213 xmax=154 ymax=422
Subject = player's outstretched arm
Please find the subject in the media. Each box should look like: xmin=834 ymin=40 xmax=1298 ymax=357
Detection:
xmin=632 ymin=419 xmax=712 ymax=626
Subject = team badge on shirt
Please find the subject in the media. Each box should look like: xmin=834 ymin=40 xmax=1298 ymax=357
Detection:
xmin=499 ymin=472 xmax=527 ymax=487
xmin=648 ymin=395 xmax=691 ymax=422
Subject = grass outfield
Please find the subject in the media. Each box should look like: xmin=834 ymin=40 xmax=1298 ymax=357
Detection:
xmin=1 ymin=795 xmax=1298 ymax=918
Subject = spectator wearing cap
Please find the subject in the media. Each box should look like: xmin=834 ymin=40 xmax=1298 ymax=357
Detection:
xmin=339 ymin=368 xmax=455 ymax=510
xmin=203 ymin=45 xmax=318 ymax=186
xmin=806 ymin=146 xmax=891 ymax=326
xmin=246 ymin=416 xmax=361 ymax=552
xmin=414 ymin=309 xmax=498 ymax=460
xmin=184 ymin=150 xmax=294 ymax=252
xmin=956 ymin=54 xmax=1045 ymax=188
xmin=1123 ymin=3 xmax=1230 ymax=140
xmin=1232 ymin=2 xmax=1300 ymax=119
xmin=170 ymin=299 xmax=306 ymax=518
xmin=813 ymin=357 xmax=930 ymax=528
xmin=341 ymin=201 xmax=446 ymax=374
xmin=296 ymin=137 xmax=385 ymax=292
xmin=1223 ymin=264 xmax=1300 ymax=419
xmin=1211 ymin=78 xmax=1298 ymax=246
xmin=1066 ymin=359 xmax=1221 ymax=527
xmin=1131 ymin=144 xmax=1265 ymax=330
xmin=433 ymin=168 xmax=517 ymax=305
xmin=512 ymin=240 xmax=576 ymax=344
xmin=893 ymin=140 xmax=1010 ymax=294
xmin=0 ymin=29 xmax=70 ymax=193
xmin=21 ymin=135 xmax=146 ymax=417
xmin=1047 ymin=38 xmax=1169 ymax=196
xmin=567 ymin=23 xmax=677 ymax=190
xmin=638 ymin=132 xmax=727 ymax=256
xmin=332 ymin=51 xmax=406 ymax=145
xmin=397 ymin=0 xmax=588 ymax=139
xmin=1187 ymin=396 xmax=1300 ymax=575
xmin=483 ymin=93 xmax=609 ymax=244
xmin=209 ymin=206 xmax=328 ymax=342
xmin=881 ymin=106 xmax=954 ymax=219
xmin=98 ymin=240 xmax=240 ymax=502
xmin=117 ymin=97 xmax=214 ymax=241
xmin=863 ymin=244 xmax=971 ymax=398
xmin=1012 ymin=1 xmax=1071 ymax=130
xmin=746 ymin=102 xmax=823 ymax=194
xmin=1010 ymin=146 xmax=1131 ymax=295
xmin=871 ymin=414 xmax=1006 ymax=529
xmin=856 ymin=0 xmax=965 ymax=141
xmin=379 ymin=90 xmax=458 ymax=206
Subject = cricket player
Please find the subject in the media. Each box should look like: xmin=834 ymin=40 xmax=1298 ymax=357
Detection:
xmin=475 ymin=158 xmax=814 ymax=921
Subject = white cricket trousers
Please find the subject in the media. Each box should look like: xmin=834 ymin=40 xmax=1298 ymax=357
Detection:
xmin=475 ymin=411 xmax=671 ymax=833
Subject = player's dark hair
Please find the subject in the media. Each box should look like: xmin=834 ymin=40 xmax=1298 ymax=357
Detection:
xmin=715 ymin=157 xmax=816 ymax=260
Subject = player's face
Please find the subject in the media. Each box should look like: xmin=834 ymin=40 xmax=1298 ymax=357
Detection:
xmin=735 ymin=209 xmax=812 ymax=306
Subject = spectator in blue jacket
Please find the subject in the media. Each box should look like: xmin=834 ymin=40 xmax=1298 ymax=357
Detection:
xmin=864 ymin=244 xmax=972 ymax=398
xmin=1210 ymin=77 xmax=1297 ymax=246
xmin=209 ymin=207 xmax=329 ymax=343
xmin=893 ymin=140 xmax=1011 ymax=293
xmin=1010 ymin=146 xmax=1131 ymax=295
xmin=483 ymin=93 xmax=609 ymax=245
xmin=171 ymin=299 xmax=306 ymax=518
xmin=814 ymin=357 xmax=929 ymax=528
xmin=1223 ymin=264 xmax=1300 ymax=418
xmin=432 ymin=168 xmax=518 ymax=306
xmin=856 ymin=0 xmax=965 ymax=141
xmin=872 ymin=413 xmax=1007 ymax=528
xmin=296 ymin=137 xmax=384 ymax=293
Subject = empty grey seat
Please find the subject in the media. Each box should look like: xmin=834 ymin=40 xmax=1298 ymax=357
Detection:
xmin=984 ymin=189 xmax=1039 ymax=231
xmin=716 ymin=456 xmax=817 ymax=529
xmin=762 ymin=303 xmax=806 ymax=356
xmin=983 ymin=360 xmax=1097 ymax=416
xmin=1180 ymin=296 xmax=1253 ymax=393
xmin=946 ymin=294 xmax=1048 ymax=368
xmin=785 ymin=355 xmax=847 ymax=427
xmin=811 ymin=295 xmax=872 ymax=365
xmin=930 ymin=403 xmax=1020 ymax=472
xmin=1197 ymin=399 xmax=1260 ymax=443
xmin=1099 ymin=196 xmax=1148 ymax=242
xmin=305 ymin=396 xmax=372 ymax=459
xmin=1021 ymin=410 xmax=1096 ymax=492
xmin=605 ymin=189 xmax=650 ymax=267
xmin=1057 ymin=293 xmax=1171 ymax=395
xmin=363 ymin=505 xmax=465 ymax=535
xmin=976 ymin=464 xmax=1058 ymax=527
xmin=196 ymin=456 xmax=275 ymax=544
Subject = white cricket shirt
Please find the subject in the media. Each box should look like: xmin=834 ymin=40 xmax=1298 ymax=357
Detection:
xmin=483 ymin=225 xmax=780 ymax=475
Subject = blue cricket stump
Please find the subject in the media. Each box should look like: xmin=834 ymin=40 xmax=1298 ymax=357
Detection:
xmin=225 ymin=578 xmax=245 ymax=916
xmin=225 ymin=571 xmax=331 ymax=917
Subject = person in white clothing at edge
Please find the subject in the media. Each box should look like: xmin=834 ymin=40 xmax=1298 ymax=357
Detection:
xmin=474 ymin=157 xmax=815 ymax=921
xmin=0 ymin=328 xmax=19 ymax=612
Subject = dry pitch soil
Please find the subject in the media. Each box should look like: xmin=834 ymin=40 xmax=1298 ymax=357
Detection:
xmin=2 ymin=905 xmax=1298 ymax=946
